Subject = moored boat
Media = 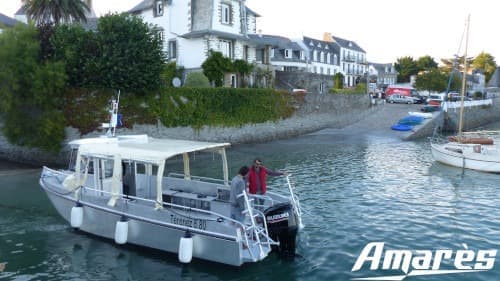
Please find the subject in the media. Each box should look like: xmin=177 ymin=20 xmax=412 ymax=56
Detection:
xmin=39 ymin=97 xmax=303 ymax=266
xmin=430 ymin=15 xmax=500 ymax=173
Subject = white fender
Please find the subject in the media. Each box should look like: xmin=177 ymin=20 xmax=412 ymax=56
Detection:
xmin=114 ymin=220 xmax=129 ymax=244
xmin=178 ymin=233 xmax=193 ymax=263
xmin=70 ymin=206 xmax=83 ymax=228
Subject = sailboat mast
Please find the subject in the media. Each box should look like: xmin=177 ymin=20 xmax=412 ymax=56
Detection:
xmin=457 ymin=15 xmax=470 ymax=140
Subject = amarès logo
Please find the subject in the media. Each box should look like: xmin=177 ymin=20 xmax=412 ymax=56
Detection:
xmin=351 ymin=242 xmax=497 ymax=280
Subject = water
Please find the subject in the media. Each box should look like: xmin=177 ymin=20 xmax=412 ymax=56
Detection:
xmin=1 ymin=124 xmax=500 ymax=281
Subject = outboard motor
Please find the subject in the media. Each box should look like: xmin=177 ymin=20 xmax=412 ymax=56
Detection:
xmin=264 ymin=202 xmax=298 ymax=257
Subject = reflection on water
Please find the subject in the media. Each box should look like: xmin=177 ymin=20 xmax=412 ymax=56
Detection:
xmin=1 ymin=124 xmax=500 ymax=280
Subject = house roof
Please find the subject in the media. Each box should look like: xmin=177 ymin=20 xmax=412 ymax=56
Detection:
xmin=248 ymin=34 xmax=300 ymax=49
xmin=129 ymin=0 xmax=151 ymax=14
xmin=303 ymin=36 xmax=340 ymax=53
xmin=487 ymin=67 xmax=500 ymax=88
xmin=0 ymin=13 xmax=18 ymax=27
xmin=15 ymin=6 xmax=26 ymax=15
xmin=331 ymin=35 xmax=365 ymax=53
xmin=370 ymin=62 xmax=393 ymax=73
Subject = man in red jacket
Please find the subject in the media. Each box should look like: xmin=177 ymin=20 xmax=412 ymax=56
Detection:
xmin=248 ymin=158 xmax=287 ymax=206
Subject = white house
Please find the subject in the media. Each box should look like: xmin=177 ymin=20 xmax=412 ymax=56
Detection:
xmin=302 ymin=36 xmax=340 ymax=76
xmin=323 ymin=32 xmax=367 ymax=87
xmin=129 ymin=0 xmax=259 ymax=75
xmin=368 ymin=62 xmax=398 ymax=87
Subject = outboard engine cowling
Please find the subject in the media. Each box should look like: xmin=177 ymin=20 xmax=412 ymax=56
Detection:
xmin=264 ymin=202 xmax=298 ymax=257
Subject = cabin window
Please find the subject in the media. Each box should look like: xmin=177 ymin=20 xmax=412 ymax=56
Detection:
xmin=154 ymin=0 xmax=164 ymax=17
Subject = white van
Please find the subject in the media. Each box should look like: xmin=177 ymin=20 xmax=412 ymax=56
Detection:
xmin=427 ymin=93 xmax=445 ymax=105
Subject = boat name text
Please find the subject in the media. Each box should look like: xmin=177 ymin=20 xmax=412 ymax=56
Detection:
xmin=170 ymin=215 xmax=207 ymax=230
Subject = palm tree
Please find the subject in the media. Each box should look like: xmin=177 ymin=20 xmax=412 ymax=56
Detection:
xmin=22 ymin=0 xmax=90 ymax=25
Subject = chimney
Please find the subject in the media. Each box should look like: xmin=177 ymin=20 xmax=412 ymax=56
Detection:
xmin=323 ymin=32 xmax=333 ymax=42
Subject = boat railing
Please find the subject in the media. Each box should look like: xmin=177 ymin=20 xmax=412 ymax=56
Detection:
xmin=239 ymin=191 xmax=277 ymax=261
xmin=286 ymin=174 xmax=304 ymax=229
xmin=43 ymin=168 xmax=276 ymax=250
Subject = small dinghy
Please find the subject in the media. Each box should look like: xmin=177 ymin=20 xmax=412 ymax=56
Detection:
xmin=398 ymin=115 xmax=424 ymax=126
xmin=408 ymin=111 xmax=433 ymax=119
xmin=391 ymin=124 xmax=413 ymax=131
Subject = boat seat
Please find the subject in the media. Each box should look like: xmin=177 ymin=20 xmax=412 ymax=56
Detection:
xmin=164 ymin=177 xmax=219 ymax=197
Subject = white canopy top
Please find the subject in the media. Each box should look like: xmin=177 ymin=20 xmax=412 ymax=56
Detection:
xmin=77 ymin=137 xmax=230 ymax=165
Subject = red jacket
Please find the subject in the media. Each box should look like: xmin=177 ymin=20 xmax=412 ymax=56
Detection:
xmin=248 ymin=166 xmax=268 ymax=194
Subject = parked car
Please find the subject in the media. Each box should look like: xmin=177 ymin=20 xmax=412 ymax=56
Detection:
xmin=427 ymin=93 xmax=446 ymax=106
xmin=387 ymin=94 xmax=417 ymax=104
xmin=411 ymin=93 xmax=426 ymax=104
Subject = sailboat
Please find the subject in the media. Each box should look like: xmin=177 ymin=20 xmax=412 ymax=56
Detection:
xmin=430 ymin=15 xmax=500 ymax=173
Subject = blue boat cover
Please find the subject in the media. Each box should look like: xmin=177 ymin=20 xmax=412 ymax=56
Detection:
xmin=398 ymin=115 xmax=424 ymax=125
xmin=391 ymin=124 xmax=413 ymax=131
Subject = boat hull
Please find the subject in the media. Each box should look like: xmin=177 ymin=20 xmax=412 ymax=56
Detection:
xmin=39 ymin=171 xmax=268 ymax=266
xmin=430 ymin=142 xmax=500 ymax=173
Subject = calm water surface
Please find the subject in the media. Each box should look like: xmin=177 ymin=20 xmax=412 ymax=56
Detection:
xmin=1 ymin=124 xmax=500 ymax=281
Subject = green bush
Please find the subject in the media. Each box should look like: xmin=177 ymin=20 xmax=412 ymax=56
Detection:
xmin=158 ymin=88 xmax=293 ymax=128
xmin=183 ymin=72 xmax=211 ymax=88
xmin=0 ymin=24 xmax=67 ymax=152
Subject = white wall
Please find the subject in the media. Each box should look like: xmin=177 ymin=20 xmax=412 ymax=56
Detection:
xmin=212 ymin=0 xmax=242 ymax=35
xmin=178 ymin=38 xmax=206 ymax=69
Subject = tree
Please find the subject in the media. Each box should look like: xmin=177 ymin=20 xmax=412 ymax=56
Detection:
xmin=472 ymin=52 xmax=497 ymax=82
xmin=201 ymin=51 xmax=232 ymax=87
xmin=333 ymin=72 xmax=344 ymax=89
xmin=51 ymin=23 xmax=99 ymax=87
xmin=0 ymin=24 xmax=67 ymax=151
xmin=95 ymin=13 xmax=165 ymax=92
xmin=394 ymin=56 xmax=418 ymax=82
xmin=415 ymin=69 xmax=448 ymax=92
xmin=440 ymin=55 xmax=473 ymax=74
xmin=22 ymin=0 xmax=90 ymax=25
xmin=416 ymin=55 xmax=438 ymax=71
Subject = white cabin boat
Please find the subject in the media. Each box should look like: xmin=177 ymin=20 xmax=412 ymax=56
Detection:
xmin=39 ymin=99 xmax=303 ymax=266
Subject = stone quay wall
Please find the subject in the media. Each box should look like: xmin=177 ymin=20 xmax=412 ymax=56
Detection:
xmin=0 ymin=93 xmax=374 ymax=166
xmin=442 ymin=97 xmax=500 ymax=132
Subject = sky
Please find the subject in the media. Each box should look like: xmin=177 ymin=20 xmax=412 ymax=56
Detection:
xmin=1 ymin=0 xmax=497 ymax=64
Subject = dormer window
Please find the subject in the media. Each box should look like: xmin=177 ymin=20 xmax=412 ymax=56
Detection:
xmin=221 ymin=3 xmax=232 ymax=25
xmin=309 ymin=41 xmax=314 ymax=46
xmin=154 ymin=0 xmax=163 ymax=17
xmin=285 ymin=49 xmax=293 ymax=59
xmin=317 ymin=43 xmax=321 ymax=48
xmin=300 ymin=51 xmax=305 ymax=60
